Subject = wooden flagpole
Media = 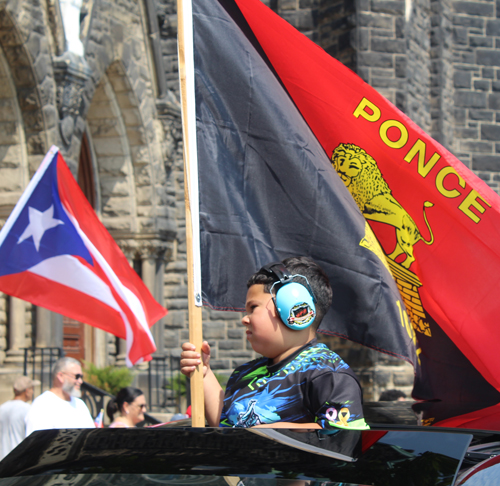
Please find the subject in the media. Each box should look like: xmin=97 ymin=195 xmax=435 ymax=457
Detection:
xmin=177 ymin=0 xmax=205 ymax=427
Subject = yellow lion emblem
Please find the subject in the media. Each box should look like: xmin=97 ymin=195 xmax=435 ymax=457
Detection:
xmin=331 ymin=143 xmax=434 ymax=269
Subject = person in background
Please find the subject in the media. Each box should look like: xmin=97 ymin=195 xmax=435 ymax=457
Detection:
xmin=0 ymin=376 xmax=40 ymax=460
xmin=107 ymin=387 xmax=147 ymax=428
xmin=378 ymin=389 xmax=407 ymax=401
xmin=25 ymin=357 xmax=95 ymax=435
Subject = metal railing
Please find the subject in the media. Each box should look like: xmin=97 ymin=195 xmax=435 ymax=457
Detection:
xmin=22 ymin=347 xmax=177 ymax=424
xmin=148 ymin=354 xmax=190 ymax=414
xmin=81 ymin=381 xmax=110 ymax=421
xmin=22 ymin=347 xmax=64 ymax=394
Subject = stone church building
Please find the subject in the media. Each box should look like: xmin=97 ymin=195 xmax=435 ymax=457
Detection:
xmin=0 ymin=0 xmax=498 ymax=404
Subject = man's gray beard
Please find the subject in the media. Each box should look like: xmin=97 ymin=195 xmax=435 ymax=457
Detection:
xmin=62 ymin=381 xmax=82 ymax=398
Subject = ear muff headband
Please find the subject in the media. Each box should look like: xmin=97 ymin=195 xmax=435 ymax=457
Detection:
xmin=261 ymin=263 xmax=317 ymax=330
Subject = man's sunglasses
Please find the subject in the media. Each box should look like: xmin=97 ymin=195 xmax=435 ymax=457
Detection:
xmin=62 ymin=371 xmax=84 ymax=381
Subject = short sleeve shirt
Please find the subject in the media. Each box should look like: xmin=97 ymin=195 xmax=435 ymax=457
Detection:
xmin=220 ymin=339 xmax=368 ymax=429
xmin=0 ymin=400 xmax=30 ymax=460
xmin=25 ymin=391 xmax=95 ymax=436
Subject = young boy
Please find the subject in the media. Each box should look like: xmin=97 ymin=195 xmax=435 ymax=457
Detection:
xmin=180 ymin=256 xmax=368 ymax=429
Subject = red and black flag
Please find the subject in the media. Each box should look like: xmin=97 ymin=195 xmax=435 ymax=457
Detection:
xmin=190 ymin=0 xmax=416 ymax=376
xmin=189 ymin=0 xmax=500 ymax=402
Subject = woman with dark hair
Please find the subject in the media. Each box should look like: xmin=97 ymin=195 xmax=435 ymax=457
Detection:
xmin=107 ymin=387 xmax=147 ymax=428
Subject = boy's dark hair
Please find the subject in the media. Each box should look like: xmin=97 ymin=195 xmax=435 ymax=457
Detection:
xmin=247 ymin=256 xmax=333 ymax=328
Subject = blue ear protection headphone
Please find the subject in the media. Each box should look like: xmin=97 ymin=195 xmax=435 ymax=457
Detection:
xmin=260 ymin=263 xmax=317 ymax=331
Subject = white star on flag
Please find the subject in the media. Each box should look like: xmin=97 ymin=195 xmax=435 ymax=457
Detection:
xmin=18 ymin=205 xmax=64 ymax=251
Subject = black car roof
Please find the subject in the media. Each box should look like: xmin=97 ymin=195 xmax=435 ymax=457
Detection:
xmin=0 ymin=426 xmax=481 ymax=486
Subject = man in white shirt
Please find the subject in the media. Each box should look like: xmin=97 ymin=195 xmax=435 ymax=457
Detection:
xmin=25 ymin=357 xmax=95 ymax=435
xmin=0 ymin=376 xmax=40 ymax=459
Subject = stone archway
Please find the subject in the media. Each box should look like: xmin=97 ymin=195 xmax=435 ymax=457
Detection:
xmin=0 ymin=45 xmax=29 ymax=219
xmin=0 ymin=7 xmax=51 ymax=161
xmin=0 ymin=6 xmax=62 ymax=369
xmin=0 ymin=42 xmax=31 ymax=366
xmin=83 ymin=67 xmax=140 ymax=366
xmin=87 ymin=71 xmax=139 ymax=234
xmin=103 ymin=61 xmax=170 ymax=358
xmin=85 ymin=62 xmax=170 ymax=363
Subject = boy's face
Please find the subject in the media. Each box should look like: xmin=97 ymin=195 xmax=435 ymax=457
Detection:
xmin=242 ymin=284 xmax=314 ymax=363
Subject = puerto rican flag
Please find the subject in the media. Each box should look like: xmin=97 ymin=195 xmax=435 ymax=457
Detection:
xmin=0 ymin=146 xmax=167 ymax=366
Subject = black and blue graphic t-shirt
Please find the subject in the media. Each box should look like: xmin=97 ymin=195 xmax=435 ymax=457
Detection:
xmin=220 ymin=339 xmax=369 ymax=429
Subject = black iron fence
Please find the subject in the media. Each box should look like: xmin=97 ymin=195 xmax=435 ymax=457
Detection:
xmin=80 ymin=381 xmax=110 ymax=420
xmin=147 ymin=354 xmax=190 ymax=414
xmin=21 ymin=347 xmax=187 ymax=419
xmin=22 ymin=347 xmax=64 ymax=393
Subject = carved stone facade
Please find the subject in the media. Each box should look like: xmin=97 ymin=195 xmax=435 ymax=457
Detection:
xmin=0 ymin=0 xmax=498 ymax=404
xmin=0 ymin=0 xmax=187 ymax=400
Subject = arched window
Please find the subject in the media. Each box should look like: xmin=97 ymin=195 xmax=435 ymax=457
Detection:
xmin=77 ymin=131 xmax=96 ymax=208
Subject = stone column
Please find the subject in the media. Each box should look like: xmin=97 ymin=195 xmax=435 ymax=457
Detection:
xmin=36 ymin=308 xmax=64 ymax=349
xmin=141 ymin=251 xmax=155 ymax=296
xmin=140 ymin=245 xmax=166 ymax=356
xmin=5 ymin=297 xmax=26 ymax=363
xmin=35 ymin=307 xmax=51 ymax=348
xmin=116 ymin=336 xmax=128 ymax=366
xmin=116 ymin=331 xmax=128 ymax=365
xmin=115 ymin=243 xmax=137 ymax=366
xmin=141 ymin=248 xmax=160 ymax=353
xmin=51 ymin=312 xmax=64 ymax=349
xmin=154 ymin=254 xmax=166 ymax=356
xmin=114 ymin=240 xmax=169 ymax=364
xmin=93 ymin=328 xmax=107 ymax=368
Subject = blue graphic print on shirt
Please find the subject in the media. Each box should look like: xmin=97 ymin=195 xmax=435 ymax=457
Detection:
xmin=220 ymin=340 xmax=368 ymax=429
